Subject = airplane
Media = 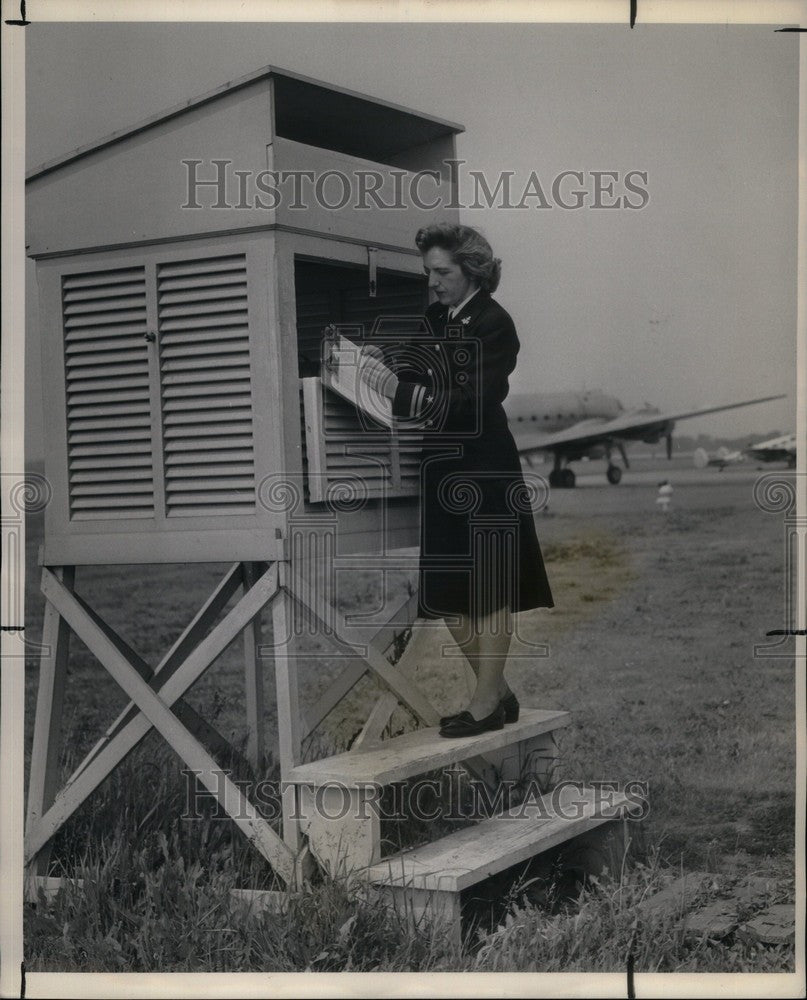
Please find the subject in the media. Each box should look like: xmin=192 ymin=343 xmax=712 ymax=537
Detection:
xmin=692 ymin=432 xmax=796 ymax=471
xmin=692 ymin=446 xmax=745 ymax=470
xmin=503 ymin=389 xmax=786 ymax=487
xmin=744 ymin=432 xmax=796 ymax=468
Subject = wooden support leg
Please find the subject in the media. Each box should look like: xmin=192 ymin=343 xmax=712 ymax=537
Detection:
xmin=25 ymin=568 xmax=298 ymax=886
xmin=297 ymin=784 xmax=381 ymax=878
xmin=242 ymin=561 xmax=265 ymax=772
xmin=271 ymin=573 xmax=304 ymax=853
xmin=26 ymin=566 xmax=75 ymax=876
xmin=25 ymin=564 xmax=281 ymax=867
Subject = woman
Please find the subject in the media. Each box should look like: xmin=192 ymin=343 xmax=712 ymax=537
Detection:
xmin=362 ymin=223 xmax=554 ymax=737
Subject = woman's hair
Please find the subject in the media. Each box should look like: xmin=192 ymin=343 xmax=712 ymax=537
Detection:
xmin=415 ymin=223 xmax=502 ymax=293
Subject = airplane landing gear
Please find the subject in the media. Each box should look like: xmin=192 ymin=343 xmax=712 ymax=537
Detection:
xmin=606 ymin=464 xmax=622 ymax=485
xmin=549 ymin=459 xmax=576 ymax=488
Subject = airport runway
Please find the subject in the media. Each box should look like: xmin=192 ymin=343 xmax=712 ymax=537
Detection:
xmin=526 ymin=455 xmax=790 ymax=518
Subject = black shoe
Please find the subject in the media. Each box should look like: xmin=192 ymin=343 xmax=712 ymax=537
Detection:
xmin=440 ymin=691 xmax=519 ymax=727
xmin=438 ymin=703 xmax=505 ymax=738
xmin=501 ymin=691 xmax=520 ymax=723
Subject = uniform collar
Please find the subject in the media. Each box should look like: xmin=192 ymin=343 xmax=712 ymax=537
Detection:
xmin=444 ymin=287 xmax=490 ymax=328
xmin=447 ymin=286 xmax=481 ymax=320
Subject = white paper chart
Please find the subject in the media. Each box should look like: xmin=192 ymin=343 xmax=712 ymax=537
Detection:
xmin=321 ymin=332 xmax=395 ymax=428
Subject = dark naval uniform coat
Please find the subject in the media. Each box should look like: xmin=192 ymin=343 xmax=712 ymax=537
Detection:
xmin=389 ymin=289 xmax=554 ymax=621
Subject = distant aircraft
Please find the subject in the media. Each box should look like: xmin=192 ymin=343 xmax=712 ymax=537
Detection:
xmin=504 ymin=389 xmax=786 ymax=487
xmin=693 ymin=432 xmax=796 ymax=471
xmin=744 ymin=432 xmax=796 ymax=468
xmin=692 ymin=446 xmax=745 ymax=470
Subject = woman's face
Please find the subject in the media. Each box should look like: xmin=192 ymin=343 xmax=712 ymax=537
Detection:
xmin=422 ymin=247 xmax=477 ymax=308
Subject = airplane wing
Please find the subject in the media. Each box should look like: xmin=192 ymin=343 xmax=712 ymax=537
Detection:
xmin=513 ymin=394 xmax=786 ymax=455
xmin=744 ymin=433 xmax=796 ymax=464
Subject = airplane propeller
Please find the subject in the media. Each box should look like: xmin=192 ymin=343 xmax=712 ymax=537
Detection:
xmin=665 ymin=432 xmax=673 ymax=460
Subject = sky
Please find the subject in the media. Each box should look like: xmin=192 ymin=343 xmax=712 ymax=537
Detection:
xmin=23 ymin=19 xmax=798 ymax=459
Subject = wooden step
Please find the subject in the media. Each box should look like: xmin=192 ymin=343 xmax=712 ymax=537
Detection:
xmin=287 ymin=708 xmax=571 ymax=787
xmin=363 ymin=785 xmax=631 ymax=893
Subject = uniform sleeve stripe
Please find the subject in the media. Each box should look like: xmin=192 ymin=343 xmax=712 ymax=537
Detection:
xmin=411 ymin=384 xmax=425 ymax=417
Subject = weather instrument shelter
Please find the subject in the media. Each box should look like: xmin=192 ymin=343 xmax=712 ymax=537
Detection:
xmin=25 ymin=66 xmax=630 ymax=927
xmin=26 ymin=66 xmax=465 ymax=564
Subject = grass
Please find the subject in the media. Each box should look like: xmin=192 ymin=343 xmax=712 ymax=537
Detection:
xmin=25 ymin=792 xmax=795 ymax=973
xmin=20 ymin=475 xmax=797 ymax=972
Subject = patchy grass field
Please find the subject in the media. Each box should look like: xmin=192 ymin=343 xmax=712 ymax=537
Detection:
xmin=20 ymin=462 xmax=797 ymax=972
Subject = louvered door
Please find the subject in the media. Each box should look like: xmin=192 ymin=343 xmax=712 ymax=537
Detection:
xmin=301 ymin=378 xmax=422 ymax=502
xmin=61 ymin=253 xmax=259 ymax=521
xmin=156 ymin=255 xmax=257 ymax=516
xmin=62 ymin=267 xmax=156 ymax=520
xmin=41 ymin=237 xmax=285 ymax=564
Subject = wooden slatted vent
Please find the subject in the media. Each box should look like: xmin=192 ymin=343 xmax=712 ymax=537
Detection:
xmin=301 ymin=379 xmax=422 ymax=502
xmin=63 ymin=266 xmax=156 ymax=520
xmin=157 ymin=254 xmax=257 ymax=516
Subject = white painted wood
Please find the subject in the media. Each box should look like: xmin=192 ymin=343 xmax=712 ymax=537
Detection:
xmin=271 ymin=567 xmax=304 ymax=853
xmin=25 ymin=566 xmax=75 ymax=875
xmin=26 ymin=564 xmax=280 ymax=862
xmin=299 ymin=588 xmax=418 ymax=739
xmin=302 ymin=378 xmax=328 ymax=503
xmin=41 ymin=527 xmax=286 ymax=566
xmin=288 ymin=709 xmax=570 ymax=788
xmin=273 ymin=137 xmax=452 ymax=248
xmin=35 ymin=235 xmax=287 ymax=567
xmin=242 ymin=561 xmax=265 ymax=770
xmin=351 ymin=692 xmax=400 ymax=750
xmin=350 ymin=618 xmax=430 ymax=749
xmin=29 ymin=568 xmax=297 ymax=885
xmin=68 ymin=562 xmax=244 ymax=783
xmin=27 ymin=64 xmax=461 ymax=184
xmin=286 ymin=565 xmax=440 ymax=727
xmin=27 ymin=80 xmax=276 ymax=255
xmin=60 ymin=594 xmax=236 ymax=775
xmin=365 ymin=787 xmax=632 ymax=893
xmin=297 ymin=785 xmax=381 ymax=877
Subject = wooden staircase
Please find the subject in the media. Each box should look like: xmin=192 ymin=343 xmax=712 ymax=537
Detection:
xmin=288 ymin=707 xmax=635 ymax=937
xmin=365 ymin=784 xmax=633 ymax=931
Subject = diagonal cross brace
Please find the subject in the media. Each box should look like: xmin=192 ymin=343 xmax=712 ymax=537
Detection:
xmin=300 ymin=589 xmax=420 ymax=739
xmin=284 ymin=566 xmax=440 ymax=727
xmin=68 ymin=562 xmax=244 ymax=784
xmin=26 ymin=564 xmax=286 ymax=870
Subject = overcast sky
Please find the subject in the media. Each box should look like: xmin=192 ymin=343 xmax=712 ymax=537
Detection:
xmin=24 ymin=20 xmax=798 ymax=458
